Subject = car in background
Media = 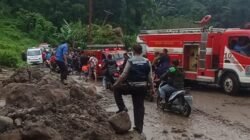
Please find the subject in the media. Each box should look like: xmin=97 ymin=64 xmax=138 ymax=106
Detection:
xmin=84 ymin=44 xmax=126 ymax=77
xmin=26 ymin=48 xmax=43 ymax=65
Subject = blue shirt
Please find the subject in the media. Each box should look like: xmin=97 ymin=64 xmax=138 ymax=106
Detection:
xmin=46 ymin=52 xmax=51 ymax=60
xmin=56 ymin=43 xmax=68 ymax=62
xmin=234 ymin=44 xmax=247 ymax=52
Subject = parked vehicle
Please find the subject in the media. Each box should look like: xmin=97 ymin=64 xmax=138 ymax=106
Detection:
xmin=138 ymin=27 xmax=250 ymax=95
xmin=84 ymin=44 xmax=126 ymax=77
xmin=26 ymin=48 xmax=43 ymax=65
xmin=156 ymin=82 xmax=193 ymax=117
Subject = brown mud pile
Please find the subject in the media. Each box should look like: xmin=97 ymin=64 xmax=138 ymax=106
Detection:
xmin=0 ymin=68 xmax=143 ymax=140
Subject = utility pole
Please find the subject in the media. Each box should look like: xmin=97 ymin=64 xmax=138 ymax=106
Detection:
xmin=102 ymin=10 xmax=113 ymax=26
xmin=88 ymin=0 xmax=93 ymax=44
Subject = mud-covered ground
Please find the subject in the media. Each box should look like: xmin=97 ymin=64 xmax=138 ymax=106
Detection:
xmin=0 ymin=68 xmax=145 ymax=140
xmin=99 ymin=85 xmax=250 ymax=140
xmin=1 ymin=67 xmax=250 ymax=140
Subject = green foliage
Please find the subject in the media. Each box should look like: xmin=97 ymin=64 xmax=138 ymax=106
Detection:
xmin=56 ymin=20 xmax=73 ymax=42
xmin=92 ymin=25 xmax=123 ymax=44
xmin=142 ymin=16 xmax=196 ymax=29
xmin=56 ymin=21 xmax=124 ymax=47
xmin=0 ymin=49 xmax=19 ymax=67
xmin=16 ymin=9 xmax=57 ymax=44
xmin=0 ymin=18 xmax=37 ymax=67
xmin=1 ymin=0 xmax=250 ymax=67
xmin=123 ymin=35 xmax=136 ymax=49
xmin=3 ymin=0 xmax=250 ymax=33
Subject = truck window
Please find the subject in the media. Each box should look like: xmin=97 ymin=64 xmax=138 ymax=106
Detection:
xmin=229 ymin=36 xmax=250 ymax=57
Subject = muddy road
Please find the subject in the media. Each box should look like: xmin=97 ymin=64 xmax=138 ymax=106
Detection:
xmin=99 ymin=85 xmax=250 ymax=140
xmin=1 ymin=68 xmax=250 ymax=140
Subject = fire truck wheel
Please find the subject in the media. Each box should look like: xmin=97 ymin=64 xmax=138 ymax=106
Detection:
xmin=221 ymin=73 xmax=239 ymax=96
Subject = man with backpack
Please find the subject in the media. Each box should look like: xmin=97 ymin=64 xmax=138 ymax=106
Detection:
xmin=102 ymin=54 xmax=117 ymax=88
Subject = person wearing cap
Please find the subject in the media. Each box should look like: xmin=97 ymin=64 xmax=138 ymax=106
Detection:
xmin=113 ymin=45 xmax=154 ymax=134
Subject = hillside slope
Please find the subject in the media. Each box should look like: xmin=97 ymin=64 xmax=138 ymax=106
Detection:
xmin=0 ymin=18 xmax=38 ymax=67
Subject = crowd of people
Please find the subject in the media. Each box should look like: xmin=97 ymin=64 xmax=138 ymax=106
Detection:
xmin=40 ymin=41 xmax=184 ymax=136
xmin=40 ymin=42 xmax=95 ymax=84
xmin=43 ymin=41 xmax=128 ymax=86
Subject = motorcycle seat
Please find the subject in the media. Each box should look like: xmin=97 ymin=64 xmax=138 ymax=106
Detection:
xmin=159 ymin=81 xmax=168 ymax=88
xmin=172 ymin=90 xmax=185 ymax=95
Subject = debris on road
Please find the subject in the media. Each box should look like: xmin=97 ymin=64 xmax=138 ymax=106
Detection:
xmin=0 ymin=68 xmax=144 ymax=140
xmin=0 ymin=116 xmax=14 ymax=132
xmin=109 ymin=111 xmax=132 ymax=134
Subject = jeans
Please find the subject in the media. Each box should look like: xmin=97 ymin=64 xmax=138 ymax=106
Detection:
xmin=114 ymin=84 xmax=146 ymax=133
xmin=159 ymin=84 xmax=177 ymax=100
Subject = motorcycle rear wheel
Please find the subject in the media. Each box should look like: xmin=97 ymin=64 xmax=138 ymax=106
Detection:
xmin=156 ymin=96 xmax=164 ymax=110
xmin=182 ymin=101 xmax=191 ymax=117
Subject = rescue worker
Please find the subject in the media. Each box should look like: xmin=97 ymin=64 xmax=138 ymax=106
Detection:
xmin=156 ymin=49 xmax=170 ymax=78
xmin=113 ymin=45 xmax=154 ymax=134
xmin=152 ymin=51 xmax=160 ymax=72
xmin=159 ymin=59 xmax=184 ymax=103
xmin=55 ymin=41 xmax=69 ymax=84
xmin=102 ymin=54 xmax=117 ymax=88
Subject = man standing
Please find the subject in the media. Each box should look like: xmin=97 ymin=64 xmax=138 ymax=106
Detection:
xmin=113 ymin=45 xmax=154 ymax=134
xmin=156 ymin=49 xmax=170 ymax=77
xmin=55 ymin=42 xmax=69 ymax=84
xmin=88 ymin=54 xmax=98 ymax=83
xmin=102 ymin=54 xmax=117 ymax=88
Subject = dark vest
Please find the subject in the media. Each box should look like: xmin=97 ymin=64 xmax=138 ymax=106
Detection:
xmin=106 ymin=59 xmax=117 ymax=75
xmin=127 ymin=58 xmax=150 ymax=82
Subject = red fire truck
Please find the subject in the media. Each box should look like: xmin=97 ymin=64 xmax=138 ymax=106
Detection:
xmin=84 ymin=44 xmax=126 ymax=77
xmin=137 ymin=28 xmax=250 ymax=95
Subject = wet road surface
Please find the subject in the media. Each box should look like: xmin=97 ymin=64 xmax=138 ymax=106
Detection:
xmin=98 ymin=86 xmax=250 ymax=140
xmin=1 ymin=69 xmax=250 ymax=140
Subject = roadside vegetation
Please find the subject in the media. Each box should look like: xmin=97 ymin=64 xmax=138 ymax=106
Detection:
xmin=1 ymin=0 xmax=250 ymax=67
xmin=0 ymin=18 xmax=37 ymax=67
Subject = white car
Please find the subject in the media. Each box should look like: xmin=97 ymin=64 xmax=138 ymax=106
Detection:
xmin=27 ymin=48 xmax=43 ymax=65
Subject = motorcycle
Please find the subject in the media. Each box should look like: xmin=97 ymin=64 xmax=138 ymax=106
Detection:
xmin=156 ymin=82 xmax=193 ymax=117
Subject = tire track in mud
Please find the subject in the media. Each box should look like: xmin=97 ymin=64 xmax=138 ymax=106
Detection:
xmin=97 ymin=86 xmax=250 ymax=140
xmin=193 ymin=108 xmax=250 ymax=134
xmin=193 ymin=108 xmax=250 ymax=133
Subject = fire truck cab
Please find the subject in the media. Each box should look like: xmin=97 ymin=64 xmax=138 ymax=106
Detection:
xmin=138 ymin=28 xmax=250 ymax=95
xmin=85 ymin=44 xmax=126 ymax=77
